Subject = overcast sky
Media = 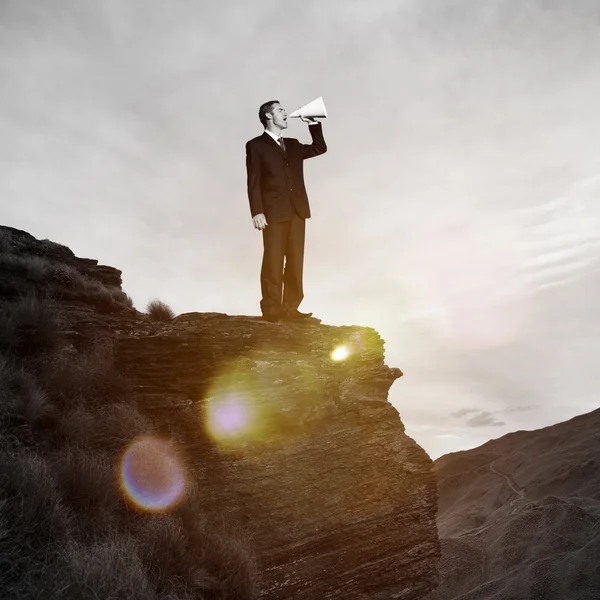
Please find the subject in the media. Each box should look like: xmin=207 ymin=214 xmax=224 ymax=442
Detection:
xmin=2 ymin=0 xmax=599 ymax=459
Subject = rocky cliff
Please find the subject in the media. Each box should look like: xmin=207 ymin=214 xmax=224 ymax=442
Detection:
xmin=0 ymin=225 xmax=440 ymax=599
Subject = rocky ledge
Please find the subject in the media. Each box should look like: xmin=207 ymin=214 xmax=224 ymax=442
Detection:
xmin=0 ymin=225 xmax=441 ymax=599
xmin=113 ymin=313 xmax=440 ymax=599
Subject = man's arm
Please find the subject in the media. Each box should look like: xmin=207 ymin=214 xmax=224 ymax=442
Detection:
xmin=300 ymin=121 xmax=327 ymax=160
xmin=246 ymin=141 xmax=264 ymax=217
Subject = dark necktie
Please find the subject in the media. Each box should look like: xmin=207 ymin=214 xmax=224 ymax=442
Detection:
xmin=278 ymin=137 xmax=286 ymax=153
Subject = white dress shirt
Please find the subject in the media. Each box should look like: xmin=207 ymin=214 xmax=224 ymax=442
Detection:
xmin=265 ymin=129 xmax=283 ymax=144
xmin=264 ymin=122 xmax=320 ymax=145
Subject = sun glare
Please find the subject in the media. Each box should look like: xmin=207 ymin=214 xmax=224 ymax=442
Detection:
xmin=331 ymin=345 xmax=350 ymax=361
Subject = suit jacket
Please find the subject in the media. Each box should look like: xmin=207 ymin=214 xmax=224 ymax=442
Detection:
xmin=246 ymin=123 xmax=327 ymax=223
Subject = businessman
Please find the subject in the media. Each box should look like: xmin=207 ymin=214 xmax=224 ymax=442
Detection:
xmin=245 ymin=100 xmax=327 ymax=322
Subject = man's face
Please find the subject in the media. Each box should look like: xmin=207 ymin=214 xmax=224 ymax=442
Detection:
xmin=269 ymin=103 xmax=288 ymax=129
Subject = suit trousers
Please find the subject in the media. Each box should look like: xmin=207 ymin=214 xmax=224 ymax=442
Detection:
xmin=260 ymin=211 xmax=305 ymax=315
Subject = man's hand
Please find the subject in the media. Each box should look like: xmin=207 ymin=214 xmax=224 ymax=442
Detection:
xmin=300 ymin=116 xmax=319 ymax=125
xmin=252 ymin=214 xmax=268 ymax=230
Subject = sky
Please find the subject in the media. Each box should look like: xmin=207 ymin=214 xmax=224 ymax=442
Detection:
xmin=1 ymin=0 xmax=599 ymax=459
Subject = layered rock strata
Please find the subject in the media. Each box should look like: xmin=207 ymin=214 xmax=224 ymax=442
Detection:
xmin=115 ymin=314 xmax=440 ymax=599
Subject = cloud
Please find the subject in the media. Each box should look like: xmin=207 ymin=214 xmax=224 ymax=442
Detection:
xmin=450 ymin=408 xmax=505 ymax=428
xmin=451 ymin=408 xmax=480 ymax=418
xmin=466 ymin=411 xmax=505 ymax=428
xmin=502 ymin=405 xmax=536 ymax=414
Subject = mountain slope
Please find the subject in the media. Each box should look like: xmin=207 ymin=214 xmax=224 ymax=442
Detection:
xmin=425 ymin=409 xmax=600 ymax=600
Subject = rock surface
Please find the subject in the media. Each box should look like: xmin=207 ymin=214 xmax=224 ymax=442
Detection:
xmin=0 ymin=225 xmax=441 ymax=599
xmin=114 ymin=313 xmax=440 ymax=599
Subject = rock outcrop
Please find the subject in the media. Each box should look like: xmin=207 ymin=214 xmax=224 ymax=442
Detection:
xmin=114 ymin=313 xmax=440 ymax=599
xmin=0 ymin=225 xmax=441 ymax=599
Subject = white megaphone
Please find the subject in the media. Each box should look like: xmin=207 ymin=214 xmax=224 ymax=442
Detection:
xmin=289 ymin=96 xmax=328 ymax=120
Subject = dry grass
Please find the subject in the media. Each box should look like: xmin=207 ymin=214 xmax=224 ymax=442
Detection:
xmin=42 ymin=345 xmax=133 ymax=410
xmin=0 ymin=248 xmax=134 ymax=313
xmin=147 ymin=299 xmax=176 ymax=321
xmin=0 ymin=278 xmax=257 ymax=598
xmin=0 ymin=295 xmax=65 ymax=359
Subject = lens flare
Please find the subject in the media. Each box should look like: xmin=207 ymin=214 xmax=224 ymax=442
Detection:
xmin=203 ymin=355 xmax=327 ymax=450
xmin=206 ymin=393 xmax=255 ymax=442
xmin=119 ymin=436 xmax=186 ymax=512
xmin=331 ymin=345 xmax=350 ymax=361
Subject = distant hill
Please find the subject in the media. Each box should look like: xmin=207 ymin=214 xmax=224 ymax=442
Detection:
xmin=425 ymin=409 xmax=600 ymax=600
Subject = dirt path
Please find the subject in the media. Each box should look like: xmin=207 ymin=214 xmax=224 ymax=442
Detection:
xmin=490 ymin=459 xmax=525 ymax=500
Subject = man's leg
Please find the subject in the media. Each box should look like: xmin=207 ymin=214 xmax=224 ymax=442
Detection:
xmin=281 ymin=211 xmax=306 ymax=314
xmin=260 ymin=219 xmax=290 ymax=318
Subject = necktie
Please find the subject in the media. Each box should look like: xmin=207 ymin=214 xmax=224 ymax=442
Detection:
xmin=278 ymin=137 xmax=286 ymax=153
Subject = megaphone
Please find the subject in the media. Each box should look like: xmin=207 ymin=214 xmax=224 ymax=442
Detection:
xmin=289 ymin=96 xmax=328 ymax=120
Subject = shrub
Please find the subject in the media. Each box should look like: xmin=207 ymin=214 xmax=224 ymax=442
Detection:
xmin=109 ymin=287 xmax=132 ymax=305
xmin=51 ymin=447 xmax=124 ymax=531
xmin=123 ymin=293 xmax=135 ymax=308
xmin=181 ymin=508 xmax=258 ymax=600
xmin=0 ymin=361 xmax=55 ymax=441
xmin=0 ymin=253 xmax=53 ymax=284
xmin=64 ymin=277 xmax=133 ymax=313
xmin=147 ymin=299 xmax=176 ymax=321
xmin=43 ymin=344 xmax=132 ymax=409
xmin=0 ymin=450 xmax=75 ymax=564
xmin=191 ymin=527 xmax=257 ymax=600
xmin=59 ymin=403 xmax=152 ymax=454
xmin=49 ymin=264 xmax=84 ymax=290
xmin=56 ymin=536 xmax=156 ymax=600
xmin=89 ymin=285 xmax=116 ymax=313
xmin=0 ymin=530 xmax=157 ymax=600
xmin=0 ymin=295 xmax=65 ymax=360
xmin=137 ymin=514 xmax=201 ymax=596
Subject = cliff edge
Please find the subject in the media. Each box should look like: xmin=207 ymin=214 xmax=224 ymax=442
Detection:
xmin=0 ymin=225 xmax=440 ymax=599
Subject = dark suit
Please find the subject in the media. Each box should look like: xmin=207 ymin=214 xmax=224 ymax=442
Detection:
xmin=246 ymin=123 xmax=327 ymax=316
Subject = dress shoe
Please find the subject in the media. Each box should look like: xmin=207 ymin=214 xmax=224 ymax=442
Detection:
xmin=282 ymin=309 xmax=314 ymax=320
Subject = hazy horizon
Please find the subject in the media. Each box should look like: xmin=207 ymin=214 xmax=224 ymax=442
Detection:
xmin=2 ymin=0 xmax=599 ymax=459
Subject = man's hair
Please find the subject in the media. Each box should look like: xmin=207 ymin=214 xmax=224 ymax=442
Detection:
xmin=258 ymin=100 xmax=279 ymax=128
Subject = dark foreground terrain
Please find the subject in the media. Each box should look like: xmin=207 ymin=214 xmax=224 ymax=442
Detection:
xmin=0 ymin=226 xmax=257 ymax=599
xmin=425 ymin=409 xmax=600 ymax=600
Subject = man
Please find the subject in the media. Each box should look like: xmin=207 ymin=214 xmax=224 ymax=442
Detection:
xmin=245 ymin=100 xmax=327 ymax=322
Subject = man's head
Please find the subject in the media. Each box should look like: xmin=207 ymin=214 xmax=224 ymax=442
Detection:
xmin=259 ymin=100 xmax=288 ymax=132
